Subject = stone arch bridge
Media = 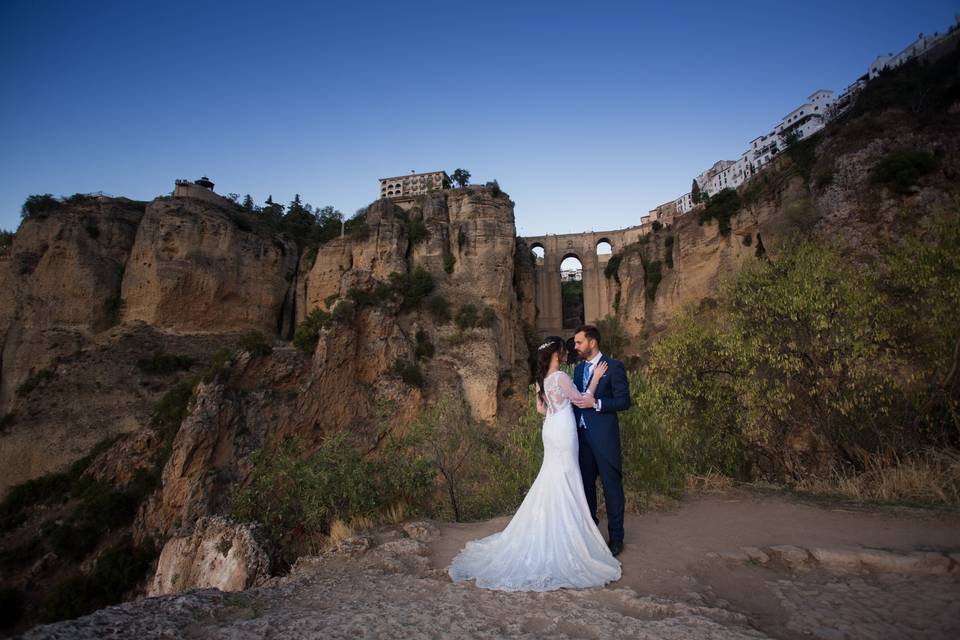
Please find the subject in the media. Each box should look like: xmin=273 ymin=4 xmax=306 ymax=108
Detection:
xmin=521 ymin=224 xmax=649 ymax=337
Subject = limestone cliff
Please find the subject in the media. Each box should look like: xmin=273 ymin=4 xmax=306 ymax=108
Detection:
xmin=603 ymin=74 xmax=960 ymax=358
xmin=0 ymin=183 xmax=533 ymax=634
xmin=120 ymin=196 xmax=300 ymax=335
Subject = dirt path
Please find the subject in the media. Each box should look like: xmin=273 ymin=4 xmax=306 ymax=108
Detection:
xmin=16 ymin=489 xmax=960 ymax=639
xmin=432 ymin=488 xmax=960 ymax=639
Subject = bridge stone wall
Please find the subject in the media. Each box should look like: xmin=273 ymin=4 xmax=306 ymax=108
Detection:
xmin=522 ymin=224 xmax=650 ymax=337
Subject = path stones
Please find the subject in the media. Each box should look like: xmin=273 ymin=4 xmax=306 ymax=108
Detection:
xmin=709 ymin=543 xmax=957 ymax=576
xmin=765 ymin=545 xmax=811 ymax=568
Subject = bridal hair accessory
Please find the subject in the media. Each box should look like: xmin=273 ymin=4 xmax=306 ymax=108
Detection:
xmin=538 ymin=341 xmax=555 ymax=351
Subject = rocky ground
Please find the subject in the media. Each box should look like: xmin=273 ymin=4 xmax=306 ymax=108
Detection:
xmin=14 ymin=489 xmax=960 ymax=639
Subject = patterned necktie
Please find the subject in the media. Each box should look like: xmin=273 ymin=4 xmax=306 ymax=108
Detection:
xmin=579 ymin=362 xmax=592 ymax=428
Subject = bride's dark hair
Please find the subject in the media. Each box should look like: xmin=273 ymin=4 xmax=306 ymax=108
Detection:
xmin=535 ymin=335 xmax=566 ymax=405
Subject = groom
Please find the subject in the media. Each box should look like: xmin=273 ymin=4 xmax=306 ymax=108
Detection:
xmin=571 ymin=324 xmax=630 ymax=557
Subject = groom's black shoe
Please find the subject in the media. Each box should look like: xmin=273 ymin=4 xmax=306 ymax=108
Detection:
xmin=608 ymin=539 xmax=623 ymax=557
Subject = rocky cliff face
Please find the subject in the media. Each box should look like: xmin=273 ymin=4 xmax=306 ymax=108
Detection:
xmin=0 ymin=186 xmax=531 ymax=592
xmin=604 ymin=93 xmax=960 ymax=356
xmin=0 ymin=184 xmax=532 ymax=634
xmin=120 ymin=196 xmax=300 ymax=335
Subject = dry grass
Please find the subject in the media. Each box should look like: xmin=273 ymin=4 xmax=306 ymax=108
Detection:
xmin=327 ymin=518 xmax=354 ymax=547
xmin=686 ymin=470 xmax=735 ymax=493
xmin=348 ymin=515 xmax=374 ymax=532
xmin=383 ymin=502 xmax=408 ymax=524
xmin=793 ymin=448 xmax=960 ymax=506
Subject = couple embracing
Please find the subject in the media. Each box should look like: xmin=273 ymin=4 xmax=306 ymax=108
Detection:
xmin=448 ymin=324 xmax=631 ymax=591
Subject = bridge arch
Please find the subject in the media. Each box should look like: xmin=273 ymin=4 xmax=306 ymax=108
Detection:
xmin=521 ymin=224 xmax=650 ymax=337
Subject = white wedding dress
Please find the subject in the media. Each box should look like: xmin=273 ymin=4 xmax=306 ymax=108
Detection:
xmin=447 ymin=370 xmax=622 ymax=591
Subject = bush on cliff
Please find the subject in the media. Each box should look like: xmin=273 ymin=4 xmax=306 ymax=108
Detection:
xmin=37 ymin=535 xmax=158 ymax=625
xmin=635 ymin=213 xmax=960 ymax=486
xmin=293 ymin=308 xmax=332 ymax=353
xmin=870 ymin=148 xmax=938 ymax=195
xmin=229 ymin=433 xmax=433 ymax=563
xmin=697 ymin=188 xmax=741 ymax=236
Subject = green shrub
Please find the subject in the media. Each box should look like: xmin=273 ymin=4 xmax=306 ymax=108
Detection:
xmin=229 ymin=433 xmax=432 ymax=562
xmin=47 ymin=470 xmax=160 ymax=561
xmin=388 ymin=267 xmax=435 ymax=309
xmin=199 ymin=347 xmax=233 ymax=384
xmin=664 ymin=235 xmax=675 ymax=269
xmin=405 ymin=396 xmax=506 ymax=521
xmin=90 ymin=535 xmax=158 ymax=602
xmin=237 ymin=331 xmax=273 ymax=357
xmin=294 ymin=308 xmax=332 ymax=353
xmin=755 ymin=233 xmax=767 ymax=258
xmin=426 ymin=295 xmax=452 ymax=323
xmin=0 ymin=435 xmax=121 ymax=533
xmin=443 ymin=252 xmax=456 ymax=274
xmin=415 ymin=330 xmax=435 ymax=360
xmin=302 ymin=244 xmax=319 ymax=266
xmin=637 ymin=236 xmax=955 ymax=482
xmin=644 ymin=260 xmax=663 ymax=300
xmin=48 ymin=519 xmax=103 ymax=562
xmin=651 ymin=220 xmax=663 ymax=232
xmin=604 ymin=254 xmax=622 ymax=279
xmin=331 ymin=299 xmax=356 ymax=324
xmin=870 ymin=149 xmax=938 ymax=195
xmin=346 ymin=286 xmax=379 ymax=308
xmin=21 ymin=194 xmax=61 ymax=219
xmin=785 ymin=133 xmax=819 ymax=181
xmin=619 ymin=376 xmax=687 ymax=501
xmin=455 ymin=304 xmax=479 ymax=330
xmin=479 ymin=307 xmax=496 ymax=328
xmin=37 ymin=536 xmax=158 ymax=624
xmin=407 ymin=217 xmax=429 ymax=245
xmin=698 ymin=188 xmax=741 ymax=236
xmin=136 ymin=352 xmax=194 ymax=375
xmin=392 ymin=358 xmax=425 ymax=388
xmin=149 ymin=380 xmax=195 ymax=467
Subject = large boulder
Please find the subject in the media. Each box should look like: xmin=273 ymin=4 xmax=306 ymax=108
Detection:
xmin=148 ymin=516 xmax=273 ymax=596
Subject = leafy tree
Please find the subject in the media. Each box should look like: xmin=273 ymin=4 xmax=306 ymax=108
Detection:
xmin=260 ymin=195 xmax=284 ymax=223
xmin=782 ymin=129 xmax=801 ymax=148
xmin=690 ymin=179 xmax=701 ymax=205
xmin=451 ymin=168 xmax=471 ymax=188
xmin=241 ymin=194 xmax=255 ymax=211
xmin=21 ymin=194 xmax=61 ymax=219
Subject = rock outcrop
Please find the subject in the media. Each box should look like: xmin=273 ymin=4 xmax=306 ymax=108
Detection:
xmin=148 ymin=516 xmax=274 ymax=596
xmin=120 ymin=196 xmax=299 ymax=335
xmin=0 ymin=196 xmax=145 ymax=406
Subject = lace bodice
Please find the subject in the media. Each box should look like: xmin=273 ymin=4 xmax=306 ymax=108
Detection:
xmin=540 ymin=370 xmax=591 ymax=416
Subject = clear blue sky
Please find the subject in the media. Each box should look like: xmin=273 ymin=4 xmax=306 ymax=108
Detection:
xmin=1 ymin=1 xmax=955 ymax=237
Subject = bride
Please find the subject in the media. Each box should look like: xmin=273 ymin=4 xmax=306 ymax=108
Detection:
xmin=447 ymin=336 xmax=622 ymax=591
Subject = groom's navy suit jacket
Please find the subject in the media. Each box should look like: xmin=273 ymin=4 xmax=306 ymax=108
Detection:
xmin=572 ymin=355 xmax=631 ymax=469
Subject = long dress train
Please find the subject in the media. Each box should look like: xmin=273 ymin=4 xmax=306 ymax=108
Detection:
xmin=447 ymin=370 xmax=621 ymax=591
